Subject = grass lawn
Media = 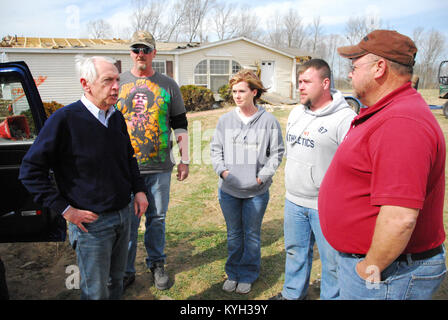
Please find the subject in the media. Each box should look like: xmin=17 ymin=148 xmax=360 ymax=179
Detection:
xmin=136 ymin=89 xmax=448 ymax=300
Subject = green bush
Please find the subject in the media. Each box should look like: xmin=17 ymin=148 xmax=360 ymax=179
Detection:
xmin=218 ymin=84 xmax=233 ymax=104
xmin=180 ymin=85 xmax=215 ymax=112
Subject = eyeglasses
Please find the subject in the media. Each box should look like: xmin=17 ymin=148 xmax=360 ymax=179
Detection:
xmin=349 ymin=60 xmax=379 ymax=73
xmin=131 ymin=47 xmax=152 ymax=55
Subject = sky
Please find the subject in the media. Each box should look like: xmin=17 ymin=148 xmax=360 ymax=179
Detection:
xmin=1 ymin=0 xmax=447 ymax=46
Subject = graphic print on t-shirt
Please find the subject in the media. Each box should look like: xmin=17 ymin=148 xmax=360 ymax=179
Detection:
xmin=117 ymin=78 xmax=171 ymax=166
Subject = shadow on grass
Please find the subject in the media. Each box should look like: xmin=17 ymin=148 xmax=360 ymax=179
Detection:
xmin=161 ymin=218 xmax=312 ymax=299
xmin=185 ymin=251 xmax=286 ymax=300
xmin=166 ymin=218 xmax=284 ymax=274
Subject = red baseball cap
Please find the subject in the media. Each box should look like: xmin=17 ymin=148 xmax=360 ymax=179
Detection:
xmin=337 ymin=29 xmax=417 ymax=67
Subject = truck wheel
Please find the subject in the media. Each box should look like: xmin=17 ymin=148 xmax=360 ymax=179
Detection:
xmin=443 ymin=101 xmax=448 ymax=119
xmin=345 ymin=96 xmax=361 ymax=114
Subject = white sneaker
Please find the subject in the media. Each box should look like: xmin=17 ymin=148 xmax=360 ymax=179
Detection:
xmin=236 ymin=282 xmax=251 ymax=294
xmin=222 ymin=279 xmax=237 ymax=292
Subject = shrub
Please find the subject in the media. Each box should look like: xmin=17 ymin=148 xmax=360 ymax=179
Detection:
xmin=180 ymin=85 xmax=215 ymax=112
xmin=20 ymin=101 xmax=65 ymax=136
xmin=20 ymin=109 xmax=35 ymax=136
xmin=218 ymin=84 xmax=233 ymax=104
xmin=43 ymin=101 xmax=65 ymax=117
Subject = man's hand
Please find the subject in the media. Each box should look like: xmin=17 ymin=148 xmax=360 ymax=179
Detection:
xmin=62 ymin=207 xmax=98 ymax=233
xmin=356 ymin=259 xmax=380 ymax=282
xmin=134 ymin=191 xmax=149 ymax=218
xmin=355 ymin=205 xmax=419 ymax=282
xmin=177 ymin=163 xmax=189 ymax=181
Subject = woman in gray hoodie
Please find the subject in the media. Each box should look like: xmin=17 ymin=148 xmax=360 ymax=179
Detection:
xmin=210 ymin=70 xmax=284 ymax=294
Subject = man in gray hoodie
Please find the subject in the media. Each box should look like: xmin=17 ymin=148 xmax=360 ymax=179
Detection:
xmin=271 ymin=59 xmax=356 ymax=300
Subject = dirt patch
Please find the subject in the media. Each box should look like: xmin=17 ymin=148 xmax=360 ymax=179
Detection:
xmin=0 ymin=238 xmax=161 ymax=300
xmin=0 ymin=242 xmax=79 ymax=299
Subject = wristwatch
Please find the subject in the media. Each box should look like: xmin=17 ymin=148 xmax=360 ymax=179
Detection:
xmin=180 ymin=159 xmax=190 ymax=165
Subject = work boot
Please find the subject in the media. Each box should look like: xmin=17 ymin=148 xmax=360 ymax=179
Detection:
xmin=150 ymin=262 xmax=169 ymax=290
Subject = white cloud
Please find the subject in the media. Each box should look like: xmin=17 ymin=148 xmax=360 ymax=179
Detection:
xmin=103 ymin=8 xmax=134 ymax=39
xmin=248 ymin=0 xmax=447 ymax=29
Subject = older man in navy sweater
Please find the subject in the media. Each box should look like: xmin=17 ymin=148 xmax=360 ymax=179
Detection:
xmin=19 ymin=55 xmax=148 ymax=300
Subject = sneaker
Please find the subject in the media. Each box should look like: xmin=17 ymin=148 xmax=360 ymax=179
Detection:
xmin=123 ymin=274 xmax=135 ymax=292
xmin=222 ymin=279 xmax=238 ymax=292
xmin=235 ymin=282 xmax=251 ymax=294
xmin=269 ymin=292 xmax=287 ymax=300
xmin=150 ymin=262 xmax=170 ymax=290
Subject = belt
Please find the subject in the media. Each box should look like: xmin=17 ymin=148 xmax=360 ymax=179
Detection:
xmin=351 ymin=245 xmax=443 ymax=262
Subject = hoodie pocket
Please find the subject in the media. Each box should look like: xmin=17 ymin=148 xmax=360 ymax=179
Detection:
xmin=224 ymin=164 xmax=260 ymax=190
xmin=285 ymin=157 xmax=319 ymax=198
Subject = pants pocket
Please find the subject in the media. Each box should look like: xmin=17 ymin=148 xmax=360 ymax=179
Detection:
xmin=405 ymin=267 xmax=447 ymax=300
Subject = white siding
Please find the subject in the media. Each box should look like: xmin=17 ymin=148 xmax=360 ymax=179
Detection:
xmin=3 ymin=52 xmax=175 ymax=106
xmin=2 ymin=39 xmax=294 ymax=105
xmin=178 ymin=40 xmax=295 ymax=98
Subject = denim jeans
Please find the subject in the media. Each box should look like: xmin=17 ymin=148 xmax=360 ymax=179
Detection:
xmin=68 ymin=205 xmax=131 ymax=300
xmin=218 ymin=189 xmax=269 ymax=284
xmin=338 ymin=246 xmax=447 ymax=300
xmin=126 ymin=172 xmax=171 ymax=275
xmin=282 ymin=199 xmax=339 ymax=300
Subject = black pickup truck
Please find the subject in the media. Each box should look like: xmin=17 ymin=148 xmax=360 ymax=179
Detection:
xmin=0 ymin=61 xmax=66 ymax=298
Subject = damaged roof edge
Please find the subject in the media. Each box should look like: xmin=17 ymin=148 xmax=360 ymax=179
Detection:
xmin=1 ymin=35 xmax=300 ymax=59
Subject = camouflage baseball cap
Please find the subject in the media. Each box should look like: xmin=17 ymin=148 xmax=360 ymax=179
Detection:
xmin=130 ymin=30 xmax=156 ymax=50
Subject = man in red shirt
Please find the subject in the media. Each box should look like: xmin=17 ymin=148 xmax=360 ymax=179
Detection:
xmin=319 ymin=30 xmax=446 ymax=299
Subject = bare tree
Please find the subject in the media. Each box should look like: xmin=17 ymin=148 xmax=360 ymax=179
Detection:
xmin=283 ymin=8 xmax=306 ymax=48
xmin=233 ymin=6 xmax=262 ymax=40
xmin=131 ymin=0 xmax=149 ymax=32
xmin=130 ymin=0 xmax=166 ymax=40
xmin=182 ymin=0 xmax=215 ymax=42
xmin=87 ymin=19 xmax=112 ymax=39
xmin=413 ymin=28 xmax=446 ymax=88
xmin=164 ymin=0 xmax=189 ymax=41
xmin=344 ymin=15 xmax=382 ymax=45
xmin=412 ymin=27 xmax=425 ymax=46
xmin=211 ymin=2 xmax=237 ymax=41
xmin=321 ymin=34 xmax=344 ymax=69
xmin=309 ymin=16 xmax=323 ymax=54
xmin=344 ymin=16 xmax=367 ymax=45
xmin=265 ymin=11 xmax=284 ymax=47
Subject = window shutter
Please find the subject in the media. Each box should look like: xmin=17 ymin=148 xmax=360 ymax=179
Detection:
xmin=166 ymin=61 xmax=173 ymax=78
xmin=114 ymin=60 xmax=122 ymax=73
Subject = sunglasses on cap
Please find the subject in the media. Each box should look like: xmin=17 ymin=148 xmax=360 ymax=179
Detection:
xmin=131 ymin=47 xmax=152 ymax=54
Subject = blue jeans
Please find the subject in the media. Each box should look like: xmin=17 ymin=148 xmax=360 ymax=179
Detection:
xmin=126 ymin=172 xmax=171 ymax=274
xmin=282 ymin=199 xmax=339 ymax=300
xmin=338 ymin=246 xmax=447 ymax=299
xmin=218 ymin=189 xmax=269 ymax=283
xmin=68 ymin=205 xmax=131 ymax=300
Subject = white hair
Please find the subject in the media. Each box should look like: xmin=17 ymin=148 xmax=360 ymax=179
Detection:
xmin=75 ymin=55 xmax=116 ymax=83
